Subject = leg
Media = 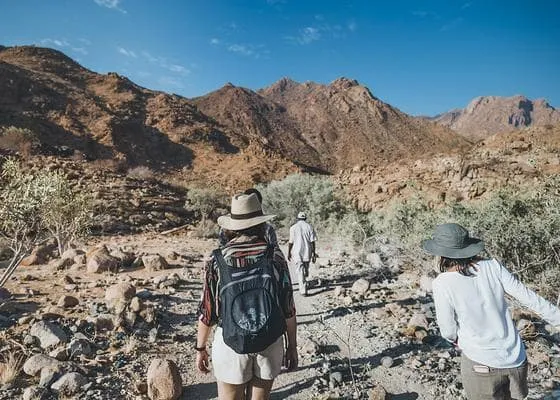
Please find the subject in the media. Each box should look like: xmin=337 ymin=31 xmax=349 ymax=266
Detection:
xmin=295 ymin=262 xmax=307 ymax=295
xmin=247 ymin=376 xmax=274 ymax=400
xmin=217 ymin=381 xmax=248 ymax=400
xmin=508 ymin=360 xmax=528 ymax=400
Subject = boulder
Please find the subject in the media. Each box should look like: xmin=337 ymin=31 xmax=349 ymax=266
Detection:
xmin=105 ymin=282 xmax=136 ymax=311
xmin=86 ymin=245 xmax=120 ymax=273
xmin=50 ymin=372 xmax=89 ymax=394
xmin=29 ymin=321 xmax=69 ymax=349
xmin=23 ymin=354 xmax=61 ymax=377
xmin=147 ymin=359 xmax=182 ymax=400
xmin=142 ymin=255 xmax=169 ymax=272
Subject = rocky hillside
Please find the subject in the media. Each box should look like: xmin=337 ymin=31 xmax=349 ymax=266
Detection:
xmin=339 ymin=124 xmax=560 ymax=211
xmin=0 ymin=45 xmax=297 ymax=191
xmin=430 ymin=95 xmax=560 ymax=140
xmin=195 ymin=77 xmax=470 ymax=172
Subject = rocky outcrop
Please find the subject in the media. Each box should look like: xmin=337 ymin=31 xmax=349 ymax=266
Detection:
xmin=431 ymin=95 xmax=560 ymax=140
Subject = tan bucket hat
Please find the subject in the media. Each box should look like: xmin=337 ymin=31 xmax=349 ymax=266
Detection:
xmin=217 ymin=193 xmax=275 ymax=231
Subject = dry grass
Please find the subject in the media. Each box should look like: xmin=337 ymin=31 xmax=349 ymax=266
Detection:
xmin=0 ymin=350 xmax=24 ymax=385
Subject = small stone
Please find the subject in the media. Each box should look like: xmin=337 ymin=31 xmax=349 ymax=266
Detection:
xmin=57 ymin=295 xmax=80 ymax=308
xmin=368 ymin=385 xmax=388 ymax=400
xmin=22 ymin=386 xmax=49 ymax=400
xmin=142 ymin=254 xmax=169 ymax=272
xmin=380 ymin=356 xmax=394 ymax=368
xmin=351 ymin=278 xmax=370 ymax=294
xmin=408 ymin=313 xmax=429 ymax=330
xmin=329 ymin=371 xmax=343 ymax=386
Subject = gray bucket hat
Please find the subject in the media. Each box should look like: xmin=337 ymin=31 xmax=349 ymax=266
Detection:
xmin=422 ymin=223 xmax=484 ymax=259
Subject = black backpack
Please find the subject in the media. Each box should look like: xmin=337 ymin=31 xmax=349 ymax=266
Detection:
xmin=213 ymin=245 xmax=287 ymax=354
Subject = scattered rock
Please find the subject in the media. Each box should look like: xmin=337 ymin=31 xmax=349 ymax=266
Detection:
xmin=22 ymin=386 xmax=49 ymax=400
xmin=351 ymin=278 xmax=370 ymax=294
xmin=105 ymin=282 xmax=136 ymax=311
xmin=51 ymin=372 xmax=89 ymax=395
xmin=86 ymin=245 xmax=120 ymax=273
xmin=146 ymin=358 xmax=183 ymax=400
xmin=380 ymin=356 xmax=394 ymax=368
xmin=408 ymin=313 xmax=429 ymax=330
xmin=23 ymin=354 xmax=61 ymax=377
xmin=142 ymin=254 xmax=169 ymax=272
xmin=29 ymin=321 xmax=70 ymax=349
xmin=57 ymin=295 xmax=80 ymax=308
xmin=368 ymin=385 xmax=388 ymax=400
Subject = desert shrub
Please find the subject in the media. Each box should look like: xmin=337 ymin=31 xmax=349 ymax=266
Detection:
xmin=257 ymin=173 xmax=347 ymax=232
xmin=0 ymin=126 xmax=38 ymax=158
xmin=127 ymin=166 xmax=155 ymax=181
xmin=185 ymin=187 xmax=227 ymax=222
xmin=38 ymin=170 xmax=93 ymax=255
xmin=191 ymin=219 xmax=219 ymax=239
xmin=0 ymin=158 xmax=93 ymax=266
xmin=0 ymin=351 xmax=24 ymax=385
xmin=355 ymin=177 xmax=560 ymax=298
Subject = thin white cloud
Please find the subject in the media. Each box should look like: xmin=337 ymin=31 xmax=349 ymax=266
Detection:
xmin=141 ymin=51 xmax=190 ymax=75
xmin=40 ymin=38 xmax=89 ymax=55
xmin=266 ymin=0 xmax=286 ymax=4
xmin=412 ymin=10 xmax=439 ymax=19
xmin=117 ymin=46 xmax=137 ymax=58
xmin=347 ymin=20 xmax=357 ymax=32
xmin=287 ymin=27 xmax=321 ymax=45
xmin=94 ymin=0 xmax=126 ymax=13
xmin=228 ymin=44 xmax=254 ymax=56
xmin=210 ymin=38 xmax=221 ymax=45
xmin=461 ymin=2 xmax=473 ymax=9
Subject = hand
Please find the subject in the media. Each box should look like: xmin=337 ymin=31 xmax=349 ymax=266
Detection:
xmin=196 ymin=349 xmax=210 ymax=373
xmin=287 ymin=253 xmax=292 ymax=262
xmin=311 ymin=253 xmax=317 ymax=263
xmin=283 ymin=344 xmax=298 ymax=372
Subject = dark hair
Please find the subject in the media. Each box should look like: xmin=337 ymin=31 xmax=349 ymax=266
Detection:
xmin=244 ymin=188 xmax=263 ymax=204
xmin=229 ymin=223 xmax=266 ymax=240
xmin=438 ymin=256 xmax=481 ymax=276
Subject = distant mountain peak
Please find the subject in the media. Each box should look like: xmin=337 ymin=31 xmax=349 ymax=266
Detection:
xmin=433 ymin=95 xmax=560 ymax=139
xmin=331 ymin=77 xmax=359 ymax=89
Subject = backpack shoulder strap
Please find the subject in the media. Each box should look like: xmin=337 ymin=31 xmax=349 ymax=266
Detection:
xmin=212 ymin=248 xmax=233 ymax=285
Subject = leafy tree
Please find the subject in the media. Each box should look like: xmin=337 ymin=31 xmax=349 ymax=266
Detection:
xmin=0 ymin=159 xmax=92 ymax=286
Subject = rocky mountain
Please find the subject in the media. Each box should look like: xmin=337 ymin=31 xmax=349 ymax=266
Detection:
xmin=0 ymin=45 xmax=297 ymax=190
xmin=430 ymin=95 xmax=560 ymax=140
xmin=194 ymin=77 xmax=470 ymax=172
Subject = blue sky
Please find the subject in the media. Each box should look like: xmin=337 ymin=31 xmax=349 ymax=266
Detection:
xmin=1 ymin=0 xmax=559 ymax=116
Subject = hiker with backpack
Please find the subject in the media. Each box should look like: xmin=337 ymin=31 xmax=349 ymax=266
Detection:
xmin=422 ymin=223 xmax=560 ymax=400
xmin=218 ymin=188 xmax=278 ymax=248
xmin=196 ymin=193 xmax=298 ymax=400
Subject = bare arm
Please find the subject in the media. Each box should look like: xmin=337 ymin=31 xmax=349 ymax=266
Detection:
xmin=284 ymin=315 xmax=298 ymax=371
xmin=196 ymin=319 xmax=212 ymax=373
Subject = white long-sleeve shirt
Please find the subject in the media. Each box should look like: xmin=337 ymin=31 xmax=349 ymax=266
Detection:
xmin=432 ymin=258 xmax=560 ymax=368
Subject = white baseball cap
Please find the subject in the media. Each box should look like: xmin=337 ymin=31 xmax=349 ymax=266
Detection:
xmin=297 ymin=211 xmax=307 ymax=220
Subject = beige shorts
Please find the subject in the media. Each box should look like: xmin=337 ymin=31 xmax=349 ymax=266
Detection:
xmin=461 ymin=354 xmax=528 ymax=400
xmin=211 ymin=327 xmax=284 ymax=384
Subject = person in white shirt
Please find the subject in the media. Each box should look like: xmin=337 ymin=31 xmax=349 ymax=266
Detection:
xmin=422 ymin=223 xmax=560 ymax=400
xmin=288 ymin=212 xmax=317 ymax=296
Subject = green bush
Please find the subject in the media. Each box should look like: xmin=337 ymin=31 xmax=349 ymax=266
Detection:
xmin=257 ymin=173 xmax=347 ymax=233
xmin=185 ymin=187 xmax=227 ymax=222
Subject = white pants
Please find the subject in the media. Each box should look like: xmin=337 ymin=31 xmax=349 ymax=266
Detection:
xmin=294 ymin=261 xmax=310 ymax=294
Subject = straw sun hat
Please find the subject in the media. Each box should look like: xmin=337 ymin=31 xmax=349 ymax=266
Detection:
xmin=217 ymin=193 xmax=275 ymax=231
xmin=422 ymin=223 xmax=484 ymax=259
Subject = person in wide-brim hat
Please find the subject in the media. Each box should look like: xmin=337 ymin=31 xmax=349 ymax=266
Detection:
xmin=421 ymin=222 xmax=484 ymax=259
xmin=196 ymin=192 xmax=298 ymax=400
xmin=217 ymin=193 xmax=276 ymax=231
xmin=423 ymin=223 xmax=560 ymax=400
